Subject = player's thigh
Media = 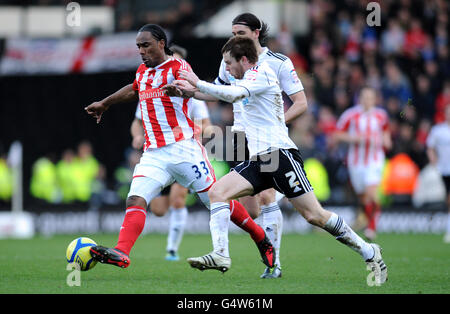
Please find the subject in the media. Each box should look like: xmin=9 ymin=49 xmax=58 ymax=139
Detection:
xmin=348 ymin=166 xmax=366 ymax=195
xmin=209 ymin=170 xmax=255 ymax=203
xmin=257 ymin=188 xmax=277 ymax=206
xmin=169 ymin=140 xmax=215 ymax=193
xmin=169 ymin=183 xmax=189 ymax=209
xmin=128 ymin=175 xmax=169 ymax=208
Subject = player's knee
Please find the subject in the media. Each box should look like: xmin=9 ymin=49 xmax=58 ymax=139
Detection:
xmin=126 ymin=195 xmax=147 ymax=210
xmin=258 ymin=190 xmax=276 ymax=206
xmin=208 ymin=184 xmax=227 ymax=203
xmin=150 ymin=207 xmax=166 ymax=217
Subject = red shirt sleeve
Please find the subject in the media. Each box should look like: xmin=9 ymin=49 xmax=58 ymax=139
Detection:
xmin=133 ymin=64 xmax=145 ymax=91
xmin=174 ymin=59 xmax=193 ymax=80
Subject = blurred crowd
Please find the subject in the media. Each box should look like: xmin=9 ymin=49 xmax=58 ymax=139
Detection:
xmin=276 ymin=0 xmax=449 ymax=205
xmin=1 ymin=0 xmax=449 ymax=209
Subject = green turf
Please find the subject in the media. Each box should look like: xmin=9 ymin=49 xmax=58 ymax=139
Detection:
xmin=0 ymin=232 xmax=449 ymax=294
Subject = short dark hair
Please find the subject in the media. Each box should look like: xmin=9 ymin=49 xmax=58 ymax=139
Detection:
xmin=221 ymin=36 xmax=258 ymax=64
xmin=138 ymin=24 xmax=173 ymax=55
xmin=232 ymin=13 xmax=269 ymax=46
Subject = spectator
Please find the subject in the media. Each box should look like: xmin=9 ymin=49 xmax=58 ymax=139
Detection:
xmin=403 ymin=19 xmax=429 ymax=60
xmin=381 ymin=60 xmax=413 ymax=107
xmin=413 ymin=74 xmax=436 ymax=120
xmin=381 ymin=19 xmax=405 ymax=56
xmin=434 ymin=80 xmax=450 ymax=123
xmin=56 ymin=149 xmax=77 ymax=203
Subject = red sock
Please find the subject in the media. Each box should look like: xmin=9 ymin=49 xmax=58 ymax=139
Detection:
xmin=365 ymin=202 xmax=381 ymax=231
xmin=370 ymin=202 xmax=381 ymax=231
xmin=364 ymin=202 xmax=375 ymax=231
xmin=115 ymin=206 xmax=147 ymax=255
xmin=230 ymin=200 xmax=265 ymax=243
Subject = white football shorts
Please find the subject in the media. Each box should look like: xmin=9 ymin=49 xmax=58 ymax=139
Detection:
xmin=348 ymin=162 xmax=384 ymax=195
xmin=128 ymin=138 xmax=215 ymax=204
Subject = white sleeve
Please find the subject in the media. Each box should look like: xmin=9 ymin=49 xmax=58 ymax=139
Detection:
xmin=190 ymin=99 xmax=210 ymax=120
xmin=213 ymin=59 xmax=231 ymax=85
xmin=278 ymin=58 xmax=304 ymax=95
xmin=197 ymin=80 xmax=249 ymax=103
xmin=135 ymin=103 xmax=141 ymax=120
xmin=235 ymin=66 xmax=271 ymax=96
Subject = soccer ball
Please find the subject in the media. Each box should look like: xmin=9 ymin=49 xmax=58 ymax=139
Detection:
xmin=66 ymin=237 xmax=98 ymax=271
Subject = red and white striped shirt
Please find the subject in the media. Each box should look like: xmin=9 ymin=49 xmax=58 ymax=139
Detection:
xmin=132 ymin=57 xmax=195 ymax=150
xmin=336 ymin=105 xmax=389 ymax=167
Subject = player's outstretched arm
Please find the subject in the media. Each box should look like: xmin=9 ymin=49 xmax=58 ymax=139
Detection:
xmin=178 ymin=70 xmax=248 ymax=103
xmin=130 ymin=118 xmax=145 ymax=150
xmin=85 ymin=84 xmax=138 ymax=124
xmin=284 ymin=91 xmax=308 ymax=124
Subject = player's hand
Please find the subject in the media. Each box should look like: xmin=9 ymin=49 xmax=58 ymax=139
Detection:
xmin=161 ymin=84 xmax=183 ymax=97
xmin=132 ymin=135 xmax=145 ymax=150
xmin=85 ymin=101 xmax=108 ymax=124
xmin=178 ymin=70 xmax=199 ymax=87
xmin=173 ymin=80 xmax=197 ymax=98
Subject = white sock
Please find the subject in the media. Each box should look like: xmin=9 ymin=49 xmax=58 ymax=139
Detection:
xmin=261 ymin=202 xmax=283 ymax=267
xmin=166 ymin=207 xmax=188 ymax=253
xmin=210 ymin=202 xmax=231 ymax=257
xmin=324 ymin=213 xmax=375 ymax=261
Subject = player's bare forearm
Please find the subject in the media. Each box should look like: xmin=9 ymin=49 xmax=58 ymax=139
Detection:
xmin=382 ymin=131 xmax=392 ymax=151
xmin=333 ymin=131 xmax=363 ymax=144
xmin=130 ymin=118 xmax=145 ymax=150
xmin=427 ymin=147 xmax=438 ymax=165
xmin=102 ymin=84 xmax=138 ymax=107
xmin=85 ymin=84 xmax=138 ymax=123
xmin=284 ymin=91 xmax=308 ymax=124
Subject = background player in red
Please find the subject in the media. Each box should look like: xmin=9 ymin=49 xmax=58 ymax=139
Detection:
xmin=333 ymin=86 xmax=392 ymax=241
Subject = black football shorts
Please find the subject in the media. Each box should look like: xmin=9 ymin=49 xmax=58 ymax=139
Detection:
xmin=232 ymin=148 xmax=313 ymax=198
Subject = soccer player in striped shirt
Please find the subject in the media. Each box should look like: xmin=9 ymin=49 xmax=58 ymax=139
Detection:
xmin=334 ymin=86 xmax=392 ymax=241
xmin=85 ymin=24 xmax=275 ymax=271
xmin=130 ymin=44 xmax=213 ymax=262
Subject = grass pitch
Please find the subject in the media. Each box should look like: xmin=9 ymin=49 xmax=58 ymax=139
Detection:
xmin=0 ymin=232 xmax=449 ymax=294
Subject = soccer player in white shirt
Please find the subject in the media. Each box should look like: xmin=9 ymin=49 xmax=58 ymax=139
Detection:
xmin=427 ymin=104 xmax=450 ymax=243
xmin=170 ymin=13 xmax=308 ymax=278
xmin=334 ymin=86 xmax=392 ymax=241
xmin=174 ymin=36 xmax=388 ymax=285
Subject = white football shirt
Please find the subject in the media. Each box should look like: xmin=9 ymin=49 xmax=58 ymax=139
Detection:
xmin=234 ymin=61 xmax=297 ymax=157
xmin=215 ymin=47 xmax=304 ymax=132
xmin=426 ymin=122 xmax=450 ymax=176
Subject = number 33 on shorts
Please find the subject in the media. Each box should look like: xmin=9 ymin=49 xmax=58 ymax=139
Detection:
xmin=192 ymin=161 xmax=209 ymax=179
